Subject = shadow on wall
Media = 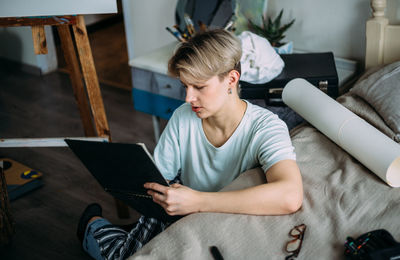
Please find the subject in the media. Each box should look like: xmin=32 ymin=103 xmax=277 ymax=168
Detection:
xmin=0 ymin=30 xmax=22 ymax=134
xmin=0 ymin=29 xmax=23 ymax=73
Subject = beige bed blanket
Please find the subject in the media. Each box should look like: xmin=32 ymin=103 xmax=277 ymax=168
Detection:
xmin=130 ymin=95 xmax=400 ymax=260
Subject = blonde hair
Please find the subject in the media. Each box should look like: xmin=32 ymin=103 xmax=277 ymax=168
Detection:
xmin=168 ymin=29 xmax=242 ymax=84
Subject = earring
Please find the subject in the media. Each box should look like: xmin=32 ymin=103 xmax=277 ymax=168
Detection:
xmin=228 ymin=88 xmax=232 ymax=94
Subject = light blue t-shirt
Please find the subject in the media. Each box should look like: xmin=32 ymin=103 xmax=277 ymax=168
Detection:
xmin=153 ymin=100 xmax=296 ymax=192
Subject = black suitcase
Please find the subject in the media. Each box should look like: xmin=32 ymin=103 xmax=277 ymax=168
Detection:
xmin=239 ymin=52 xmax=339 ymax=106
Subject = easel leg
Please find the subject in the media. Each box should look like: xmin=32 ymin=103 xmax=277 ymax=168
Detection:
xmin=72 ymin=15 xmax=111 ymax=139
xmin=71 ymin=15 xmax=130 ymax=219
xmin=57 ymin=25 xmax=96 ymax=137
xmin=0 ymin=165 xmax=15 ymax=244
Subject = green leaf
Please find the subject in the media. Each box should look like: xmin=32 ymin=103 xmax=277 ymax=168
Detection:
xmin=246 ymin=9 xmax=295 ymax=46
xmin=268 ymin=17 xmax=273 ymax=28
xmin=262 ymin=15 xmax=268 ymax=30
xmin=273 ymin=9 xmax=284 ymax=30
xmin=278 ymin=19 xmax=295 ymax=34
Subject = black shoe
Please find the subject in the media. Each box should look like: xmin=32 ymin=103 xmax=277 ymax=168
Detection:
xmin=77 ymin=203 xmax=103 ymax=243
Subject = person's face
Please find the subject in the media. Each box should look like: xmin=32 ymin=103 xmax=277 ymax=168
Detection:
xmin=182 ymin=74 xmax=230 ymax=119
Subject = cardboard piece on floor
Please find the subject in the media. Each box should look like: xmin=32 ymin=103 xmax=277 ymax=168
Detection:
xmin=1 ymin=158 xmax=44 ymax=201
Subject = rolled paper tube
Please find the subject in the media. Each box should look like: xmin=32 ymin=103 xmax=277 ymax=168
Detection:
xmin=282 ymin=78 xmax=400 ymax=187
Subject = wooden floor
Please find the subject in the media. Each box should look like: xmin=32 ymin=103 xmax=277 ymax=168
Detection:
xmin=0 ymin=21 xmax=158 ymax=259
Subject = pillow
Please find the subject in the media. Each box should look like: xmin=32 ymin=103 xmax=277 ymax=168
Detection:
xmin=351 ymin=61 xmax=400 ymax=140
xmin=337 ymin=92 xmax=399 ymax=142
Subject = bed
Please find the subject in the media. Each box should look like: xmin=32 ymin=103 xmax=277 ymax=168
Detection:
xmin=129 ymin=1 xmax=400 ymax=259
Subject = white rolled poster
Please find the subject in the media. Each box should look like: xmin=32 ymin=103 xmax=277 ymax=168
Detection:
xmin=282 ymin=78 xmax=400 ymax=187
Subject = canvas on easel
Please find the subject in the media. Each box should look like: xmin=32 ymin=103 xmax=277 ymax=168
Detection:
xmin=0 ymin=0 xmax=117 ymax=18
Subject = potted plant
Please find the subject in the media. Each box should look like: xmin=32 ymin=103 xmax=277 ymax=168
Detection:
xmin=247 ymin=9 xmax=295 ymax=54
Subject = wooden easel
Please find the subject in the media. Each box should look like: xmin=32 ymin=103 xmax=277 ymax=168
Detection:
xmin=0 ymin=164 xmax=14 ymax=244
xmin=0 ymin=15 xmax=129 ymax=226
xmin=0 ymin=15 xmax=109 ymax=137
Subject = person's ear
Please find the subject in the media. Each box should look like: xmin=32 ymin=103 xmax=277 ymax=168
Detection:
xmin=228 ymin=70 xmax=240 ymax=86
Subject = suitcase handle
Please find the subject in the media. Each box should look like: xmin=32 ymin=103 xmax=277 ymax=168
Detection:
xmin=267 ymin=81 xmax=329 ymax=95
xmin=268 ymin=88 xmax=283 ymax=95
xmin=265 ymin=80 xmax=329 ymax=105
xmin=318 ymin=80 xmax=328 ymax=92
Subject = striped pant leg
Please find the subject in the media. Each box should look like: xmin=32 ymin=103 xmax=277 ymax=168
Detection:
xmin=92 ymin=215 xmax=167 ymax=260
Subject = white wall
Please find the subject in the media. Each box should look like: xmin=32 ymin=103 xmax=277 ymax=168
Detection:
xmin=122 ymin=0 xmax=178 ymax=60
xmin=266 ymin=0 xmax=400 ymax=63
xmin=386 ymin=0 xmax=400 ymax=24
xmin=105 ymin=0 xmax=400 ymax=65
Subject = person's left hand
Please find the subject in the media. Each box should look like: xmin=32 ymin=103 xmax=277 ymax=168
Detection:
xmin=143 ymin=182 xmax=202 ymax=216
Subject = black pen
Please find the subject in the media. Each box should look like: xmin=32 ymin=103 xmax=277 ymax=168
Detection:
xmin=210 ymin=246 xmax=224 ymax=260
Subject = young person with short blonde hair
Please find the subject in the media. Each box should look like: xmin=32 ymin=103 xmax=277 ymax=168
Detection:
xmin=77 ymin=29 xmax=303 ymax=260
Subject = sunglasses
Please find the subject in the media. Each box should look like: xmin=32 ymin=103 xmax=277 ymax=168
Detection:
xmin=285 ymin=224 xmax=307 ymax=260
